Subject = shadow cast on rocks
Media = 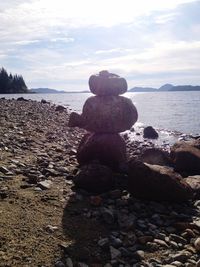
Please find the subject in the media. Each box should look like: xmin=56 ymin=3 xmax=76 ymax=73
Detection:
xmin=61 ymin=192 xmax=110 ymax=266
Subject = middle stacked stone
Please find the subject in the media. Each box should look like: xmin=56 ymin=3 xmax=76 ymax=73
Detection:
xmin=68 ymin=70 xmax=138 ymax=169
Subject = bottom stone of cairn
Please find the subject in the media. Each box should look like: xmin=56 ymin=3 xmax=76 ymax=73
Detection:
xmin=77 ymin=133 xmax=127 ymax=169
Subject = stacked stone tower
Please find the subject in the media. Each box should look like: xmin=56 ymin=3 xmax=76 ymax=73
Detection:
xmin=68 ymin=70 xmax=138 ymax=169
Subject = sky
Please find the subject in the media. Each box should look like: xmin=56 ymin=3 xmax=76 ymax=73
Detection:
xmin=0 ymin=0 xmax=200 ymax=91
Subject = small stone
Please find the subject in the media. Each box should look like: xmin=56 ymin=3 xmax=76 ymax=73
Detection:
xmin=171 ymin=261 xmax=183 ymax=267
xmin=110 ymin=246 xmax=121 ymax=260
xmin=55 ymin=260 xmax=65 ymax=267
xmin=110 ymin=236 xmax=123 ymax=248
xmin=194 ymin=237 xmax=200 ymax=251
xmin=101 ymin=208 xmax=115 ymax=224
xmin=66 ymin=258 xmax=73 ymax=267
xmin=38 ymin=180 xmax=52 ymax=190
xmin=45 ymin=225 xmax=58 ymax=233
xmin=196 ymin=260 xmax=200 ymax=267
xmin=170 ymin=251 xmax=191 ymax=263
xmin=138 ymin=236 xmax=154 ymax=244
xmin=153 ymin=239 xmax=169 ymax=248
xmin=90 ymin=196 xmax=102 ymax=206
xmin=98 ymin=238 xmax=109 ymax=248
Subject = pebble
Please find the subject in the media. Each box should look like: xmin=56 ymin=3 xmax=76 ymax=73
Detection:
xmin=110 ymin=246 xmax=121 ymax=260
xmin=55 ymin=260 xmax=65 ymax=267
xmin=194 ymin=237 xmax=200 ymax=252
xmin=66 ymin=257 xmax=73 ymax=267
xmin=196 ymin=260 xmax=200 ymax=267
xmin=98 ymin=237 xmax=109 ymax=248
xmin=37 ymin=180 xmax=52 ymax=190
xmin=101 ymin=207 xmax=115 ymax=224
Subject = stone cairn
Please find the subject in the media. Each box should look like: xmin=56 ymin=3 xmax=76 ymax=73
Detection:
xmin=68 ymin=70 xmax=138 ymax=172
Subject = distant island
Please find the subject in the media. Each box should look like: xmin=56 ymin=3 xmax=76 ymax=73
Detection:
xmin=129 ymin=83 xmax=200 ymax=92
xmin=29 ymin=88 xmax=67 ymax=94
xmin=30 ymin=84 xmax=200 ymax=94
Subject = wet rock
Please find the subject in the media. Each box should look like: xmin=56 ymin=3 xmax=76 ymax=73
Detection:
xmin=68 ymin=96 xmax=138 ymax=133
xmin=143 ymin=126 xmax=159 ymax=139
xmin=73 ymin=163 xmax=114 ymax=194
xmin=89 ymin=70 xmax=127 ymax=96
xmin=77 ymin=133 xmax=126 ymax=169
xmin=128 ymin=160 xmax=193 ymax=201
xmin=171 ymin=141 xmax=200 ymax=175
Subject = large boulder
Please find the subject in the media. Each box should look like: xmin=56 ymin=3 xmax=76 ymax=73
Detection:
xmin=140 ymin=148 xmax=171 ymax=166
xmin=170 ymin=141 xmax=200 ymax=175
xmin=128 ymin=160 xmax=193 ymax=202
xmin=184 ymin=175 xmax=200 ymax=199
xmin=77 ymin=133 xmax=127 ymax=169
xmin=89 ymin=70 xmax=127 ymax=96
xmin=68 ymin=95 xmax=138 ymax=133
xmin=73 ymin=163 xmax=114 ymax=194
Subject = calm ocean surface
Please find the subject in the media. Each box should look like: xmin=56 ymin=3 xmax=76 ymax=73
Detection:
xmin=2 ymin=91 xmax=200 ymax=135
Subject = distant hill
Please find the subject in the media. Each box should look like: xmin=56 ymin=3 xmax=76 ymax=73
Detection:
xmin=159 ymin=84 xmax=174 ymax=91
xmin=29 ymin=88 xmax=66 ymax=93
xmin=129 ymin=84 xmax=200 ymax=92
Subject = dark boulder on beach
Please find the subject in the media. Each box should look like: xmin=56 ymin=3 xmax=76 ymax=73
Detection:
xmin=55 ymin=105 xmax=66 ymax=112
xmin=185 ymin=175 xmax=200 ymax=199
xmin=73 ymin=163 xmax=114 ymax=194
xmin=68 ymin=95 xmax=138 ymax=133
xmin=143 ymin=126 xmax=159 ymax=139
xmin=171 ymin=141 xmax=200 ymax=175
xmin=77 ymin=133 xmax=127 ymax=169
xmin=89 ymin=70 xmax=127 ymax=96
xmin=128 ymin=160 xmax=193 ymax=202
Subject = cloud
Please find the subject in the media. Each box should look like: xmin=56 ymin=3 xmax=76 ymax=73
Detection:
xmin=0 ymin=0 xmax=199 ymax=90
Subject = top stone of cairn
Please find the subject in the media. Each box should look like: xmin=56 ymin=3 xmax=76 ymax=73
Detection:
xmin=89 ymin=70 xmax=127 ymax=96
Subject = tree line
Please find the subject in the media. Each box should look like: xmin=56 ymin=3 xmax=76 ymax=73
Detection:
xmin=0 ymin=67 xmax=28 ymax=93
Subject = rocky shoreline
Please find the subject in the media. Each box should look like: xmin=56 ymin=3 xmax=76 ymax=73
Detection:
xmin=0 ymin=98 xmax=200 ymax=267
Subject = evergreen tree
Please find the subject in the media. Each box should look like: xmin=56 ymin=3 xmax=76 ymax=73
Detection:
xmin=0 ymin=67 xmax=28 ymax=94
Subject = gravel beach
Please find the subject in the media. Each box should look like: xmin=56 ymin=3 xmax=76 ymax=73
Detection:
xmin=0 ymin=98 xmax=200 ymax=267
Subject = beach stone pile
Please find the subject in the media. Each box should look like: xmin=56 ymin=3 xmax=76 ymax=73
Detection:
xmin=68 ymin=70 xmax=138 ymax=178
